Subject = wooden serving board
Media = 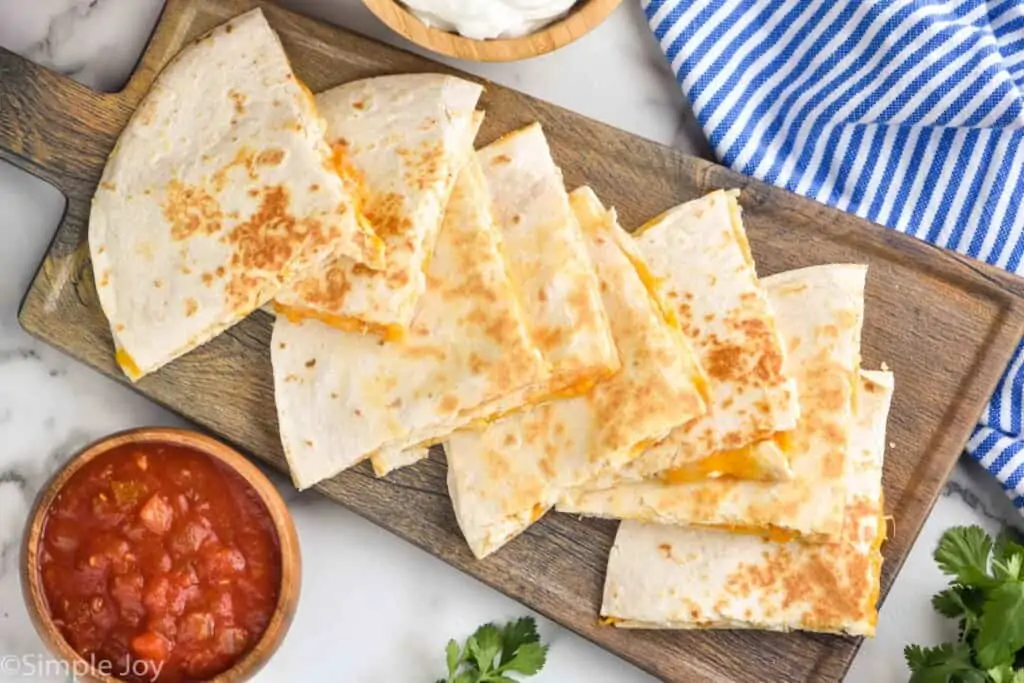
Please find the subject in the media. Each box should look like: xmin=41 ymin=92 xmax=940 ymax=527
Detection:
xmin=4 ymin=1 xmax=1024 ymax=680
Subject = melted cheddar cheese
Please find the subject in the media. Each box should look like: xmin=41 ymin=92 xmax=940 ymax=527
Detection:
xmin=659 ymin=431 xmax=793 ymax=483
xmin=866 ymin=497 xmax=888 ymax=627
xmin=115 ymin=349 xmax=143 ymax=381
xmin=273 ymin=302 xmax=405 ymax=342
xmin=699 ymin=523 xmax=800 ymax=543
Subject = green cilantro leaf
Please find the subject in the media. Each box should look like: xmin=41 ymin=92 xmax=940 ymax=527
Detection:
xmin=994 ymin=554 xmax=1024 ymax=582
xmin=446 ymin=640 xmax=461 ymax=678
xmin=934 ymin=527 xmax=995 ymax=588
xmin=932 ymin=588 xmax=968 ymax=618
xmin=993 ymin=531 xmax=1024 ymax=581
xmin=905 ymin=642 xmax=985 ymax=683
xmin=500 ymin=617 xmax=540 ymax=666
xmin=468 ymin=624 xmax=503 ymax=674
xmin=441 ymin=617 xmax=549 ymax=683
xmin=974 ymin=581 xmax=1024 ymax=669
xmin=994 ymin=531 xmax=1024 ymax=563
xmin=987 ymin=663 xmax=1018 ymax=683
xmin=499 ymin=642 xmax=548 ymax=676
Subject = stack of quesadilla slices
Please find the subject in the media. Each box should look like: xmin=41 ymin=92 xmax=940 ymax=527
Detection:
xmin=90 ymin=8 xmax=893 ymax=641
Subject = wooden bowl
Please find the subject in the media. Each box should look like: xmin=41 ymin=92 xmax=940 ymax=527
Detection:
xmin=20 ymin=427 xmax=301 ymax=683
xmin=361 ymin=0 xmax=624 ymax=62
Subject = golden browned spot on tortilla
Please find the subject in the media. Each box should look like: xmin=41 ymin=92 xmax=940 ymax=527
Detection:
xmin=99 ymin=181 xmax=116 ymax=191
xmin=539 ymin=451 xmax=556 ymax=479
xmin=184 ymin=298 xmax=198 ymax=317
xmin=225 ymin=21 xmax=234 ymax=33
xmin=222 ymin=185 xmax=327 ymax=310
xmin=98 ymin=271 xmax=111 ymax=288
xmin=305 ymin=359 xmax=316 ymax=368
xmin=115 ymin=323 xmax=125 ymax=333
xmin=352 ymin=99 xmax=368 ymax=110
xmin=228 ymin=89 xmax=247 ymax=115
xmin=309 ymin=183 xmax=320 ymax=192
xmin=164 ymin=179 xmax=223 ymax=241
xmin=704 ymin=343 xmax=745 ymax=381
xmin=362 ymin=191 xmax=411 ymax=240
xmin=837 ymin=308 xmax=860 ymax=331
xmin=256 ymin=148 xmax=286 ymax=166
xmin=404 ymin=345 xmax=447 ymax=361
xmin=282 ymin=262 xmax=351 ymax=315
xmin=778 ymin=282 xmax=809 ymax=295
xmin=491 ymin=154 xmax=512 ymax=165
xmin=439 ymin=394 xmax=459 ymax=413
xmin=657 ymin=544 xmax=673 ymax=559
xmin=397 ymin=141 xmax=445 ymax=191
xmin=212 ymin=147 xmax=259 ymax=193
xmin=153 ymin=279 xmax=163 ymax=289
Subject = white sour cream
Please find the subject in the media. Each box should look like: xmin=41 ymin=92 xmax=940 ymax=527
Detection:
xmin=402 ymin=0 xmax=579 ymax=40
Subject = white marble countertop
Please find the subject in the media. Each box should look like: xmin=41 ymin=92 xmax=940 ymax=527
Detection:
xmin=0 ymin=2 xmax=1021 ymax=682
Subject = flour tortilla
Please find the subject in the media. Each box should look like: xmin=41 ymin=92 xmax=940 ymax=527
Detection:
xmin=273 ymin=156 xmax=547 ymax=489
xmin=90 ymin=8 xmax=384 ymax=382
xmin=558 ymin=264 xmax=866 ymax=542
xmin=274 ymin=74 xmax=484 ymax=337
xmin=577 ymin=190 xmax=799 ymax=490
xmin=601 ymin=370 xmax=892 ymax=636
xmin=369 ymin=123 xmax=621 ymax=475
xmin=443 ymin=188 xmax=707 ymax=559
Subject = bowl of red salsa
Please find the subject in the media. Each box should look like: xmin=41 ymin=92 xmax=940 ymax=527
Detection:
xmin=21 ymin=428 xmax=300 ymax=683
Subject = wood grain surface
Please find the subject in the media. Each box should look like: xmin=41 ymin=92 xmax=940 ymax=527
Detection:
xmin=359 ymin=0 xmax=623 ymax=62
xmin=5 ymin=0 xmax=1024 ymax=681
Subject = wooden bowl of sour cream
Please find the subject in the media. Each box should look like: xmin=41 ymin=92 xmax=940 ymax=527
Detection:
xmin=361 ymin=0 xmax=623 ymax=62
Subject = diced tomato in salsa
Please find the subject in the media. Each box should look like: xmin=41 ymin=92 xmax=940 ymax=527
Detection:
xmin=39 ymin=443 xmax=281 ymax=683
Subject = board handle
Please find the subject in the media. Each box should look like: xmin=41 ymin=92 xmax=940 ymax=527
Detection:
xmin=0 ymin=47 xmax=132 ymax=201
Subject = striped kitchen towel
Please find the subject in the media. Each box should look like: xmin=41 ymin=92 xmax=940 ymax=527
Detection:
xmin=644 ymin=0 xmax=1024 ymax=512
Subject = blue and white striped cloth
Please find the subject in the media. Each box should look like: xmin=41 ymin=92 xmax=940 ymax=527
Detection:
xmin=643 ymin=0 xmax=1024 ymax=513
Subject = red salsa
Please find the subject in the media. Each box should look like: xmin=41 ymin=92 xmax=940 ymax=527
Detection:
xmin=39 ymin=442 xmax=282 ymax=682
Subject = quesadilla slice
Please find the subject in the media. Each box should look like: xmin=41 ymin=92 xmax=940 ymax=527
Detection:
xmin=443 ymin=187 xmax=707 ymax=559
xmin=578 ymin=190 xmax=799 ymax=489
xmin=369 ymin=123 xmax=621 ymax=476
xmin=274 ymin=155 xmax=548 ymax=489
xmin=559 ymin=264 xmax=866 ymax=542
xmin=600 ymin=369 xmax=893 ymax=636
xmin=274 ymin=74 xmax=484 ymax=338
xmin=90 ymin=8 xmax=384 ymax=382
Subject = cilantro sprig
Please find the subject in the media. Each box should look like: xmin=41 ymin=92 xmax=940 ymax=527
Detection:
xmin=438 ymin=616 xmax=549 ymax=683
xmin=906 ymin=526 xmax=1024 ymax=683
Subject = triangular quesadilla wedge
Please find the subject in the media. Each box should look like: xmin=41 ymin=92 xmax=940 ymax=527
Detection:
xmin=600 ymin=369 xmax=892 ymax=636
xmin=90 ymin=8 xmax=384 ymax=382
xmin=274 ymin=74 xmax=485 ymax=338
xmin=558 ymin=264 xmax=866 ymax=542
xmin=575 ymin=190 xmax=799 ymax=490
xmin=443 ymin=187 xmax=708 ymax=559
xmin=274 ymin=155 xmax=549 ymax=489
xmin=369 ymin=123 xmax=621 ymax=476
